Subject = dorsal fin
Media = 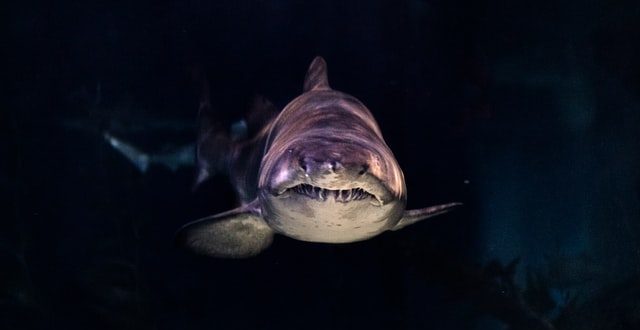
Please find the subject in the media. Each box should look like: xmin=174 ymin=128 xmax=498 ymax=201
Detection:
xmin=303 ymin=56 xmax=331 ymax=92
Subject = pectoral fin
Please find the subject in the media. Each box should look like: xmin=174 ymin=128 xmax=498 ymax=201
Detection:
xmin=391 ymin=202 xmax=462 ymax=231
xmin=176 ymin=202 xmax=273 ymax=258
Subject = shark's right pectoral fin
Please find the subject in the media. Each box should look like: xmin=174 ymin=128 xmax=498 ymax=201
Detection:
xmin=176 ymin=203 xmax=273 ymax=258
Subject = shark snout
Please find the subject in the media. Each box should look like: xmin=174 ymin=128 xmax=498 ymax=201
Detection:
xmin=298 ymin=156 xmax=369 ymax=178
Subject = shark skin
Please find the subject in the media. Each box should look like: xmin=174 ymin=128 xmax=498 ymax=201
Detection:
xmin=176 ymin=56 xmax=461 ymax=258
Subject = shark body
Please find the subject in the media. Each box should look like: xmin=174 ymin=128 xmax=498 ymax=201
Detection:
xmin=177 ymin=57 xmax=460 ymax=258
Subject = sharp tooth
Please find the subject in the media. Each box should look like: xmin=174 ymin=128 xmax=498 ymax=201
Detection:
xmin=346 ymin=190 xmax=352 ymax=201
xmin=319 ymin=189 xmax=326 ymax=200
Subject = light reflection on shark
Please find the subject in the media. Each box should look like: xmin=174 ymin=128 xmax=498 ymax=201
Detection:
xmin=176 ymin=57 xmax=461 ymax=258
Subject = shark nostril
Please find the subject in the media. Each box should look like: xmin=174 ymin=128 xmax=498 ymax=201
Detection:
xmin=330 ymin=161 xmax=340 ymax=172
xmin=299 ymin=159 xmax=308 ymax=173
xmin=358 ymin=165 xmax=369 ymax=175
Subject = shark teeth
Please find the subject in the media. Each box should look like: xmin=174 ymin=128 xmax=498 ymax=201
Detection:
xmin=289 ymin=184 xmax=374 ymax=202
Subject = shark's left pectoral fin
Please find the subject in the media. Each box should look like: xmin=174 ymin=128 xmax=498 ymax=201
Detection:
xmin=391 ymin=202 xmax=463 ymax=231
xmin=175 ymin=202 xmax=273 ymax=258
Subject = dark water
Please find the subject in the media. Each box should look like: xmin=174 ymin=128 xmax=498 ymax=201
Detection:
xmin=4 ymin=1 xmax=640 ymax=329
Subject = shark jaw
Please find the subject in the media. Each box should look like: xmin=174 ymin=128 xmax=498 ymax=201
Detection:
xmin=260 ymin=184 xmax=405 ymax=243
xmin=288 ymin=183 xmax=375 ymax=202
xmin=266 ymin=164 xmax=399 ymax=208
xmin=270 ymin=176 xmax=394 ymax=206
xmin=260 ymin=174 xmax=406 ymax=243
xmin=275 ymin=183 xmax=382 ymax=205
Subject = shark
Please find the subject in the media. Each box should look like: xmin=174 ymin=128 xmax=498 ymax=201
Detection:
xmin=176 ymin=56 xmax=461 ymax=258
xmin=103 ymin=132 xmax=195 ymax=173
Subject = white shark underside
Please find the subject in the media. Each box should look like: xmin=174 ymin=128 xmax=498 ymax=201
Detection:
xmin=176 ymin=57 xmax=460 ymax=258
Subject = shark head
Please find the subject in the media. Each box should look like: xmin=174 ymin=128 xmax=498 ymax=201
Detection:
xmin=258 ymin=123 xmax=407 ymax=242
xmin=257 ymin=57 xmax=407 ymax=242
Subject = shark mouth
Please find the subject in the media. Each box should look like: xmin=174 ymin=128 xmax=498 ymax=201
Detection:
xmin=288 ymin=183 xmax=375 ymax=203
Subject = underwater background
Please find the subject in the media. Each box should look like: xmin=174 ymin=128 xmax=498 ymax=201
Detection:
xmin=4 ymin=0 xmax=640 ymax=329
